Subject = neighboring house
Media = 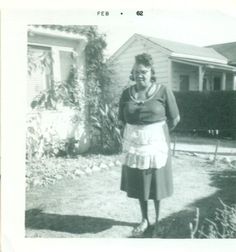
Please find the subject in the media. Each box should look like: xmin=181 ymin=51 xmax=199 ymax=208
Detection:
xmin=206 ymin=42 xmax=236 ymax=66
xmin=108 ymin=34 xmax=236 ymax=101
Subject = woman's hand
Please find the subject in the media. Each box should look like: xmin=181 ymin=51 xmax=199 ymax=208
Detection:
xmin=168 ymin=115 xmax=180 ymax=131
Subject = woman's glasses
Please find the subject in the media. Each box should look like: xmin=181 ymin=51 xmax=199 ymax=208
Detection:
xmin=134 ymin=70 xmax=150 ymax=75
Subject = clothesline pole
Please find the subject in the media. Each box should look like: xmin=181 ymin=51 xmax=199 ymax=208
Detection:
xmin=213 ymin=139 xmax=220 ymax=164
xmin=172 ymin=134 xmax=176 ymax=156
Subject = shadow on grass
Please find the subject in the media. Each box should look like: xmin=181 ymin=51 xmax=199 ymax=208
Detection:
xmin=25 ymin=209 xmax=136 ymax=234
xmin=142 ymin=168 xmax=236 ymax=238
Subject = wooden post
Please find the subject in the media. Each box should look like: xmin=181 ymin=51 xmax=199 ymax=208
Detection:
xmin=168 ymin=59 xmax=172 ymax=88
xmin=198 ymin=66 xmax=204 ymax=91
xmin=233 ymin=75 xmax=236 ymax=90
xmin=221 ymin=72 xmax=226 ymax=90
xmin=172 ymin=134 xmax=176 ymax=156
xmin=213 ymin=137 xmax=220 ymax=163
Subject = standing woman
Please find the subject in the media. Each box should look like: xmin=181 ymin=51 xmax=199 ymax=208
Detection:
xmin=118 ymin=53 xmax=180 ymax=238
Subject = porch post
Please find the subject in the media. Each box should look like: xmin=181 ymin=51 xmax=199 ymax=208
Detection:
xmin=233 ymin=75 xmax=236 ymax=90
xmin=221 ymin=72 xmax=226 ymax=90
xmin=198 ymin=65 xmax=204 ymax=91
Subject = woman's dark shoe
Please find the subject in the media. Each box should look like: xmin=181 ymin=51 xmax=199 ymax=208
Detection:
xmin=132 ymin=219 xmax=149 ymax=237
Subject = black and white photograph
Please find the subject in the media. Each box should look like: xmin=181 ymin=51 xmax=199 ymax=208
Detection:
xmin=2 ymin=3 xmax=236 ymax=252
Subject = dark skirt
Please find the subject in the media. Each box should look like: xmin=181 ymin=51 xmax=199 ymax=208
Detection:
xmin=120 ymin=153 xmax=173 ymax=200
xmin=120 ymin=123 xmax=173 ymax=200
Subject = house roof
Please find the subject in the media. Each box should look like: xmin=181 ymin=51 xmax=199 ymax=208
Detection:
xmin=206 ymin=42 xmax=236 ymax=64
xmin=109 ymin=33 xmax=228 ymax=64
xmin=28 ymin=25 xmax=88 ymax=41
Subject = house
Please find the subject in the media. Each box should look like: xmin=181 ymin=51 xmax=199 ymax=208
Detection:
xmin=107 ymin=34 xmax=236 ymax=101
xmin=27 ymin=25 xmax=87 ymax=108
xmin=27 ymin=25 xmax=90 ymax=154
xmin=206 ymin=42 xmax=236 ymax=66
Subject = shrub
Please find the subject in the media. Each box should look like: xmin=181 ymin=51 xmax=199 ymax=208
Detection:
xmin=174 ymin=91 xmax=236 ymax=138
xmin=91 ymin=103 xmax=122 ymax=154
xmin=26 ymin=112 xmax=80 ymax=160
xmin=30 ymin=61 xmax=84 ymax=110
xmin=26 ymin=112 xmax=42 ymax=160
xmin=190 ymin=199 xmax=236 ymax=238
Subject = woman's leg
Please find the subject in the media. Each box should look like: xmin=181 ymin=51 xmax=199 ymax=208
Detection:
xmin=132 ymin=199 xmax=149 ymax=236
xmin=154 ymin=200 xmax=160 ymax=223
xmin=153 ymin=200 xmax=161 ymax=237
xmin=139 ymin=199 xmax=149 ymax=223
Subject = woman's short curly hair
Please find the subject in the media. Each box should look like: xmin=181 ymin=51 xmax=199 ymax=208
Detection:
xmin=129 ymin=53 xmax=156 ymax=82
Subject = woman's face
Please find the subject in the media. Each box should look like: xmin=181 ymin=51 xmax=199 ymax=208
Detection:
xmin=133 ymin=64 xmax=152 ymax=89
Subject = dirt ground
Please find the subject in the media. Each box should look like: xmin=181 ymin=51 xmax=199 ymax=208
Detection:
xmin=25 ymin=151 xmax=236 ymax=238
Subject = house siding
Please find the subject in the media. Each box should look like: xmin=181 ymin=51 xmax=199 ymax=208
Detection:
xmin=108 ymin=38 xmax=170 ymax=104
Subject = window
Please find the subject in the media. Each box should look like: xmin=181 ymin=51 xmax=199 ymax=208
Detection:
xmin=27 ymin=45 xmax=52 ymax=107
xmin=179 ymin=75 xmax=190 ymax=91
xmin=27 ymin=44 xmax=75 ymax=108
xmin=213 ymin=77 xmax=221 ymax=90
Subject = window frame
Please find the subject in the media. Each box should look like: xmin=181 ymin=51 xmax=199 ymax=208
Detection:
xmin=27 ymin=42 xmax=75 ymax=108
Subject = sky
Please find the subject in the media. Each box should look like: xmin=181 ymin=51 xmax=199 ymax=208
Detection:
xmin=98 ymin=10 xmax=236 ymax=57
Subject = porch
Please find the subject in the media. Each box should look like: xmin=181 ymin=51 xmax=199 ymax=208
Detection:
xmin=170 ymin=58 xmax=236 ymax=91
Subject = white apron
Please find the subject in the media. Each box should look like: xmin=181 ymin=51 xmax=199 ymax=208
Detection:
xmin=122 ymin=121 xmax=169 ymax=170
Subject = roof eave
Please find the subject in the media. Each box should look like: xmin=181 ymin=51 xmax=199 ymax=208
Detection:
xmin=170 ymin=56 xmax=236 ymax=72
xmin=28 ymin=26 xmax=88 ymax=41
xmin=171 ymin=52 xmax=227 ymax=64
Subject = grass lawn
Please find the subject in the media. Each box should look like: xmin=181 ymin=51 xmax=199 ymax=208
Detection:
xmin=25 ymin=153 xmax=236 ymax=238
